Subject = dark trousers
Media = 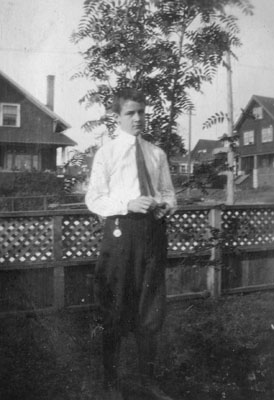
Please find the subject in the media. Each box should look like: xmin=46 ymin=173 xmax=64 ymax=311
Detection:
xmin=94 ymin=213 xmax=167 ymax=385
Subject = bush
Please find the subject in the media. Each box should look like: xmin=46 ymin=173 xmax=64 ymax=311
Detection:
xmin=171 ymin=173 xmax=189 ymax=188
xmin=0 ymin=172 xmax=86 ymax=211
xmin=12 ymin=172 xmax=65 ymax=196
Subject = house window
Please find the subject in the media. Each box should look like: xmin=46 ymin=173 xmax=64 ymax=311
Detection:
xmin=179 ymin=164 xmax=187 ymax=173
xmin=259 ymin=154 xmax=274 ymax=168
xmin=6 ymin=150 xmax=39 ymax=171
xmin=253 ymin=106 xmax=263 ymax=120
xmin=0 ymin=103 xmax=20 ymax=127
xmin=261 ymin=125 xmax=273 ymax=143
xmin=243 ymin=130 xmax=254 ymax=145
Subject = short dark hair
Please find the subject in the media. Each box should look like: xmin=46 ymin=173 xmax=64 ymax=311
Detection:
xmin=112 ymin=87 xmax=146 ymax=114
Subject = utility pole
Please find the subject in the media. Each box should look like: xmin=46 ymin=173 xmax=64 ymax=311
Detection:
xmin=187 ymin=109 xmax=192 ymax=197
xmin=225 ymin=50 xmax=234 ymax=205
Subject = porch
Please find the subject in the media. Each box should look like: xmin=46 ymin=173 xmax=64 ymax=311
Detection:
xmin=240 ymin=153 xmax=274 ymax=188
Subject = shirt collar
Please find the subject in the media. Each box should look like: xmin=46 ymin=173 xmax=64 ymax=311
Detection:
xmin=115 ymin=127 xmax=139 ymax=145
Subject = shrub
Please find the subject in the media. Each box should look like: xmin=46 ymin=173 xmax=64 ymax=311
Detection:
xmin=12 ymin=172 xmax=65 ymax=196
xmin=0 ymin=172 xmax=86 ymax=211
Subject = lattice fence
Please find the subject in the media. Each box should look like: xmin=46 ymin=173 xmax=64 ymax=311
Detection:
xmin=62 ymin=215 xmax=103 ymax=260
xmin=167 ymin=209 xmax=211 ymax=254
xmin=61 ymin=209 xmax=214 ymax=259
xmin=2 ymin=206 xmax=274 ymax=266
xmin=222 ymin=207 xmax=274 ymax=248
xmin=62 ymin=209 xmax=213 ymax=259
xmin=0 ymin=217 xmax=53 ymax=264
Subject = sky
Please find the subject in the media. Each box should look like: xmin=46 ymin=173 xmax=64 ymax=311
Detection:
xmin=1 ymin=0 xmax=274 ymax=151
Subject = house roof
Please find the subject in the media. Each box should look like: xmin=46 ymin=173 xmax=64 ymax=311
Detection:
xmin=191 ymin=139 xmax=222 ymax=162
xmin=0 ymin=130 xmax=76 ymax=147
xmin=170 ymin=139 xmax=223 ymax=165
xmin=0 ymin=69 xmax=76 ymax=146
xmin=235 ymin=95 xmax=274 ymax=130
xmin=170 ymin=153 xmax=189 ymax=165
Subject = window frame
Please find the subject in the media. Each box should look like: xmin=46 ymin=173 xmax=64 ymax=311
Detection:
xmin=4 ymin=148 xmax=41 ymax=171
xmin=253 ymin=106 xmax=263 ymax=120
xmin=0 ymin=103 xmax=21 ymax=127
xmin=261 ymin=125 xmax=273 ymax=143
xmin=243 ymin=130 xmax=255 ymax=146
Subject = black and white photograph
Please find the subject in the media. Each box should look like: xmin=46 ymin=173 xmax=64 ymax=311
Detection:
xmin=1 ymin=0 xmax=274 ymax=399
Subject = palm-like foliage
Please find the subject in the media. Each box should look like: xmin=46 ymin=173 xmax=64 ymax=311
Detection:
xmin=202 ymin=111 xmax=228 ymax=130
xmin=71 ymin=0 xmax=252 ymax=158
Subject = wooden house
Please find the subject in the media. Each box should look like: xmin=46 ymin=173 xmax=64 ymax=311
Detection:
xmin=191 ymin=139 xmax=224 ymax=168
xmin=170 ymin=153 xmax=190 ymax=174
xmin=170 ymin=139 xmax=224 ymax=174
xmin=236 ymin=95 xmax=274 ymax=188
xmin=0 ymin=70 xmax=76 ymax=172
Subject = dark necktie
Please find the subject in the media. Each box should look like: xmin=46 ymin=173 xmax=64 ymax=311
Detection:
xmin=135 ymin=136 xmax=155 ymax=197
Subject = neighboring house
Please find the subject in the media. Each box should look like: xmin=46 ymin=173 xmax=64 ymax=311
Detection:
xmin=170 ymin=153 xmax=191 ymax=174
xmin=191 ymin=139 xmax=224 ymax=169
xmin=170 ymin=139 xmax=224 ymax=174
xmin=0 ymin=70 xmax=76 ymax=172
xmin=236 ymin=95 xmax=274 ymax=188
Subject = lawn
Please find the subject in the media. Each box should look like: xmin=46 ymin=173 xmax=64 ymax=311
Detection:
xmin=1 ymin=292 xmax=274 ymax=399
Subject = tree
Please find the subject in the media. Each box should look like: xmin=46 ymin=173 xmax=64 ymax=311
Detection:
xmin=71 ymin=0 xmax=253 ymax=159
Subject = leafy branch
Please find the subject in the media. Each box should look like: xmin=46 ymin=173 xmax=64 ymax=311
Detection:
xmin=202 ymin=111 xmax=229 ymax=130
xmin=71 ymin=0 xmax=253 ymax=160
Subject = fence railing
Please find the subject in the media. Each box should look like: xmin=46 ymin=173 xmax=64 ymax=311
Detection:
xmin=1 ymin=204 xmax=274 ymax=314
xmin=0 ymin=194 xmax=85 ymax=211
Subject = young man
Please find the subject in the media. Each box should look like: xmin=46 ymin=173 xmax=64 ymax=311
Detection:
xmin=85 ymin=88 xmax=176 ymax=399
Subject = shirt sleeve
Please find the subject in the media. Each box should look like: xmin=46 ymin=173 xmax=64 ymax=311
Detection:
xmin=158 ymin=151 xmax=177 ymax=210
xmin=85 ymin=148 xmax=129 ymax=217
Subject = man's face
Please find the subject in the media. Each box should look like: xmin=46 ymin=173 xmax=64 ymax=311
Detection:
xmin=117 ymin=100 xmax=146 ymax=136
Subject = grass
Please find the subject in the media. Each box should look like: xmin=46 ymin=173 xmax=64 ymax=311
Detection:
xmin=158 ymin=293 xmax=274 ymax=399
xmin=1 ymin=292 xmax=274 ymax=399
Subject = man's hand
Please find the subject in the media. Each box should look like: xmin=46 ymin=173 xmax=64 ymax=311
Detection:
xmin=153 ymin=202 xmax=170 ymax=220
xmin=127 ymin=196 xmax=157 ymax=214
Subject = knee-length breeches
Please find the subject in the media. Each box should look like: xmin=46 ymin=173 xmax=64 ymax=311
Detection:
xmin=94 ymin=213 xmax=167 ymax=336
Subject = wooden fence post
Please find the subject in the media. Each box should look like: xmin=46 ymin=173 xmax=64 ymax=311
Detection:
xmin=207 ymin=207 xmax=222 ymax=297
xmin=242 ymin=258 xmax=250 ymax=287
xmin=53 ymin=215 xmax=64 ymax=309
xmin=43 ymin=196 xmax=47 ymax=210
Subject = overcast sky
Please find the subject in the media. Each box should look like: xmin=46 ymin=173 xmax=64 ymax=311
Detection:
xmin=1 ymin=0 xmax=274 ymax=150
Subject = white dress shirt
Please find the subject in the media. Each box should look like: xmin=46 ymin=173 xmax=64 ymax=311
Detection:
xmin=85 ymin=127 xmax=177 ymax=217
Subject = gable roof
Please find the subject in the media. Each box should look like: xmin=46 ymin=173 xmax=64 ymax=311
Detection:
xmin=0 ymin=69 xmax=71 ymax=133
xmin=191 ymin=139 xmax=222 ymax=162
xmin=235 ymin=95 xmax=274 ymax=130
